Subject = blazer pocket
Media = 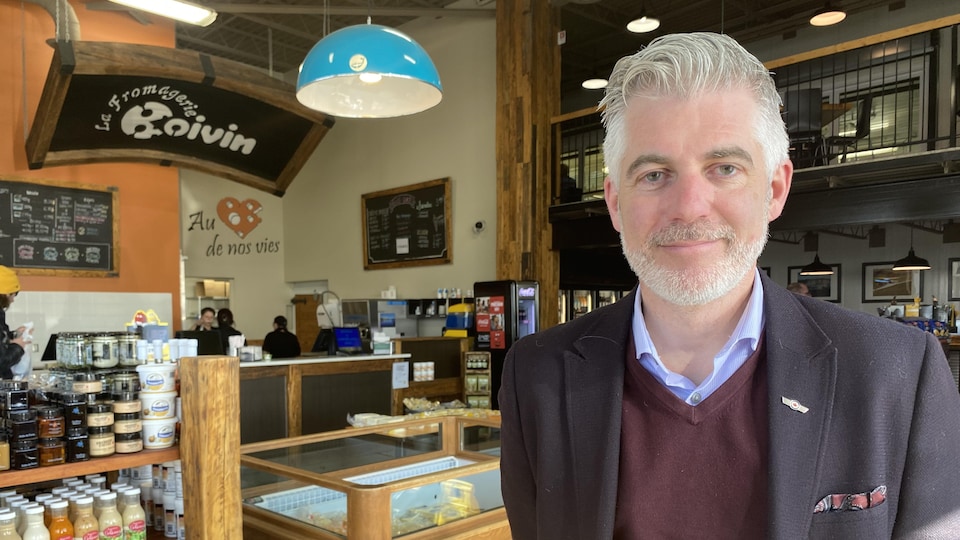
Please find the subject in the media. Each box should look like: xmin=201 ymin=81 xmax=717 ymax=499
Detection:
xmin=808 ymin=504 xmax=888 ymax=540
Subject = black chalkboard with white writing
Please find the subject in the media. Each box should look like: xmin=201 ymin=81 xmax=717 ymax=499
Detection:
xmin=362 ymin=178 xmax=451 ymax=270
xmin=0 ymin=177 xmax=118 ymax=276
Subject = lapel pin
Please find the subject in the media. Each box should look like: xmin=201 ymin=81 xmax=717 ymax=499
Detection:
xmin=781 ymin=396 xmax=810 ymax=414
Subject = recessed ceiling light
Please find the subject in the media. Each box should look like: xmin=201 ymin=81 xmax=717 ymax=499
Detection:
xmin=582 ymin=78 xmax=608 ymax=90
xmin=627 ymin=15 xmax=660 ymax=34
xmin=810 ymin=5 xmax=846 ymax=27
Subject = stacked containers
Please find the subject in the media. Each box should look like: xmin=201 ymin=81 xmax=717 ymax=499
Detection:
xmin=135 ymin=363 xmax=177 ymax=449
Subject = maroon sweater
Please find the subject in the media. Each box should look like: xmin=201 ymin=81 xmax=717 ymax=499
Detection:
xmin=614 ymin=340 xmax=769 ymax=539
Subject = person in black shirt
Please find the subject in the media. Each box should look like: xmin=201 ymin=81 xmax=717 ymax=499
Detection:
xmin=216 ymin=308 xmax=244 ymax=353
xmin=263 ymin=315 xmax=301 ymax=359
xmin=0 ymin=266 xmax=29 ymax=379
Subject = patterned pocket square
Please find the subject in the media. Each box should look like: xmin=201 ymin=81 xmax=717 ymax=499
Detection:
xmin=813 ymin=485 xmax=887 ymax=514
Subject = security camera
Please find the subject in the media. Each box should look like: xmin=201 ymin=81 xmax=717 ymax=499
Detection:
xmin=473 ymin=220 xmax=487 ymax=233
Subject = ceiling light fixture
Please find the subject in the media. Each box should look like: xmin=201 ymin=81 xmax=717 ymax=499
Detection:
xmin=296 ymin=21 xmax=442 ymax=118
xmin=581 ymin=78 xmax=608 ymax=90
xmin=809 ymin=3 xmax=846 ymax=27
xmin=107 ymin=0 xmax=217 ymax=27
xmin=892 ymin=226 xmax=930 ymax=271
xmin=799 ymin=254 xmax=834 ymax=276
xmin=626 ymin=5 xmax=660 ymax=34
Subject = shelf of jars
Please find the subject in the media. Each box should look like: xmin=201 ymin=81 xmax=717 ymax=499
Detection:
xmin=0 ymin=447 xmax=179 ymax=489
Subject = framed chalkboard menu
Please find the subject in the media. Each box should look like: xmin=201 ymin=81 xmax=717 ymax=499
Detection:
xmin=362 ymin=178 xmax=451 ymax=270
xmin=0 ymin=176 xmax=118 ymax=277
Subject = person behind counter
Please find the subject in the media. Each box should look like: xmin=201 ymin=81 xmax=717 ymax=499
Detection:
xmin=0 ymin=266 xmax=31 ymax=379
xmin=191 ymin=307 xmax=217 ymax=331
xmin=262 ymin=316 xmax=301 ymax=359
xmin=216 ymin=308 xmax=245 ymax=353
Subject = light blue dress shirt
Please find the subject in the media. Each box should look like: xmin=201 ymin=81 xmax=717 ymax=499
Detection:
xmin=632 ymin=268 xmax=765 ymax=406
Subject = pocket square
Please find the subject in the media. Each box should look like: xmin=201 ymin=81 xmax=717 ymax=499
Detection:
xmin=813 ymin=485 xmax=887 ymax=514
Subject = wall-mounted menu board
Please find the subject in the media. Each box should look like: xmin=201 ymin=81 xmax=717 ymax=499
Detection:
xmin=362 ymin=178 xmax=451 ymax=270
xmin=0 ymin=176 xmax=118 ymax=277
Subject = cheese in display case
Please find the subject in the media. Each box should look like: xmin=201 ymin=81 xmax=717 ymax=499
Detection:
xmin=239 ymin=415 xmax=506 ymax=539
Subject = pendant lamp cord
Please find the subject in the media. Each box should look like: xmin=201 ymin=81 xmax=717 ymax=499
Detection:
xmin=267 ymin=27 xmax=273 ymax=77
xmin=20 ymin=1 xmax=28 ymax=143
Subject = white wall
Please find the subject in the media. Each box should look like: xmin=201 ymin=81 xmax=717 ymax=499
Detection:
xmin=179 ymin=170 xmax=293 ymax=342
xmin=281 ymin=17 xmax=497 ymax=300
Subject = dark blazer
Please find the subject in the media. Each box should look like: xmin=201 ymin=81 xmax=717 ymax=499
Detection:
xmin=500 ymin=272 xmax=960 ymax=539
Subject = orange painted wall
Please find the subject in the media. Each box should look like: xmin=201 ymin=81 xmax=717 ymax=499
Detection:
xmin=0 ymin=1 xmax=181 ymax=322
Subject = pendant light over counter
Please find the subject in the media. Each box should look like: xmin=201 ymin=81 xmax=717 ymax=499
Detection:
xmin=799 ymin=254 xmax=834 ymax=276
xmin=892 ymin=226 xmax=930 ymax=271
xmin=296 ymin=21 xmax=443 ymax=119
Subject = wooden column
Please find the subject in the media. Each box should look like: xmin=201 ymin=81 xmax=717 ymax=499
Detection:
xmin=496 ymin=0 xmax=561 ymax=329
xmin=180 ymin=355 xmax=242 ymax=538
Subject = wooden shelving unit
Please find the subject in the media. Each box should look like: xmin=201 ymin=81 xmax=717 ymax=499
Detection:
xmin=0 ymin=447 xmax=179 ymax=489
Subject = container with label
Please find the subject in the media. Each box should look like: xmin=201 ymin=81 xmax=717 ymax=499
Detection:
xmin=115 ymin=432 xmax=142 ymax=454
xmin=140 ymin=392 xmax=176 ymax=419
xmin=110 ymin=373 xmax=140 ymax=395
xmin=117 ymin=334 xmax=140 ymax=367
xmin=60 ymin=392 xmax=87 ymax=428
xmin=135 ymin=364 xmax=177 ymax=394
xmin=142 ymin=418 xmax=176 ymax=449
xmin=111 ymin=392 xmax=140 ymax=414
xmin=72 ymin=495 xmax=98 ymax=540
xmin=113 ymin=412 xmax=142 ymax=435
xmin=71 ymin=372 xmax=103 ymax=394
xmin=7 ymin=409 xmax=37 ymax=441
xmin=37 ymin=405 xmax=65 ymax=438
xmin=66 ymin=427 xmax=89 ymax=463
xmin=0 ymin=433 xmax=8 ymax=471
xmin=121 ymin=488 xmax=147 ymax=540
xmin=86 ymin=403 xmax=114 ymax=428
xmin=47 ymin=500 xmax=73 ymax=539
xmin=38 ymin=437 xmax=65 ymax=467
xmin=88 ymin=426 xmax=115 ymax=458
xmin=97 ymin=491 xmax=123 ymax=540
xmin=91 ymin=333 xmax=119 ymax=369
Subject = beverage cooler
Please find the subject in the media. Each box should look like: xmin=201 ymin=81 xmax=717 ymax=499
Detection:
xmin=558 ymin=289 xmax=631 ymax=323
xmin=473 ymin=280 xmax=539 ymax=409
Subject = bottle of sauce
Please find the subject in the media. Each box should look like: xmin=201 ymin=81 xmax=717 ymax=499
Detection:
xmin=19 ymin=506 xmax=47 ymax=540
xmin=47 ymin=501 xmax=72 ymax=540
xmin=71 ymin=496 xmax=98 ymax=540
xmin=96 ymin=492 xmax=122 ymax=540
xmin=0 ymin=511 xmax=20 ymax=539
xmin=119 ymin=489 xmax=145 ymax=540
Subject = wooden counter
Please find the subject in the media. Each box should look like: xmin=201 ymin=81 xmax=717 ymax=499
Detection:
xmin=238 ymin=354 xmax=411 ymax=443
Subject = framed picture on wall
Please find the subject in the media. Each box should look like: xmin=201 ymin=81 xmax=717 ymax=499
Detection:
xmin=948 ymin=258 xmax=960 ymax=301
xmin=787 ymin=265 xmax=841 ymax=302
xmin=862 ymin=262 xmax=923 ymax=303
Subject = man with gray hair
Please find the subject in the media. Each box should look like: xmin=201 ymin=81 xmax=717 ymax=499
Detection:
xmin=500 ymin=32 xmax=960 ymax=539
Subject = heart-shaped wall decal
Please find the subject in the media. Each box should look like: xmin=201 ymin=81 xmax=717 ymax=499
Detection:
xmin=217 ymin=197 xmax=262 ymax=239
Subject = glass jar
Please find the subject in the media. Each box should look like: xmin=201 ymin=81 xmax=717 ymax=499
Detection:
xmin=110 ymin=372 xmax=140 ymax=394
xmin=115 ymin=432 xmax=142 ymax=454
xmin=37 ymin=406 xmax=65 ymax=438
xmin=11 ymin=439 xmax=38 ymax=470
xmin=61 ymin=392 xmax=87 ymax=428
xmin=113 ymin=412 xmax=141 ymax=435
xmin=88 ymin=426 xmax=115 ymax=458
xmin=117 ymin=334 xmax=140 ymax=367
xmin=66 ymin=427 xmax=89 ymax=463
xmin=7 ymin=409 xmax=37 ymax=440
xmin=110 ymin=392 xmax=140 ymax=414
xmin=0 ymin=433 xmax=8 ymax=471
xmin=86 ymin=403 xmax=114 ymax=428
xmin=91 ymin=333 xmax=119 ymax=369
xmin=38 ymin=437 xmax=65 ymax=467
xmin=71 ymin=372 xmax=103 ymax=394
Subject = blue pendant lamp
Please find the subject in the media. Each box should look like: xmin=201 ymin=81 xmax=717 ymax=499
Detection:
xmin=296 ymin=22 xmax=443 ymax=118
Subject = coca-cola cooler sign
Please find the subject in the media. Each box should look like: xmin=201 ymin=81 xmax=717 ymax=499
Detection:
xmin=26 ymin=41 xmax=335 ymax=197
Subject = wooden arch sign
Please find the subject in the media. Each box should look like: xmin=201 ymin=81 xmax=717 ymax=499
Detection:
xmin=26 ymin=41 xmax=335 ymax=197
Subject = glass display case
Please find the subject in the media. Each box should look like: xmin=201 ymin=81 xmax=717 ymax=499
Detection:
xmin=240 ymin=415 xmax=507 ymax=539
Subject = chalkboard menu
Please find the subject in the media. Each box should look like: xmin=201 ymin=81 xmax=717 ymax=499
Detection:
xmin=0 ymin=177 xmax=118 ymax=276
xmin=362 ymin=178 xmax=451 ymax=270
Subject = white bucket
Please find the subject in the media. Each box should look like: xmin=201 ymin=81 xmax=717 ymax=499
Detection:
xmin=136 ymin=363 xmax=177 ymax=393
xmin=140 ymin=391 xmax=177 ymax=419
xmin=142 ymin=418 xmax=177 ymax=449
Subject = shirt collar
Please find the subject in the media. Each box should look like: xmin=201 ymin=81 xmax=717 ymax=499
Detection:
xmin=632 ymin=268 xmax=766 ymax=361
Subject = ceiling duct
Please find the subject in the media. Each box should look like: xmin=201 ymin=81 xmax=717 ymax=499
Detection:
xmin=24 ymin=0 xmax=82 ymax=41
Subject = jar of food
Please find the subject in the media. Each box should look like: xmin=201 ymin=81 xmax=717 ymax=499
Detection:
xmin=11 ymin=439 xmax=38 ymax=470
xmin=66 ymin=427 xmax=89 ymax=463
xmin=114 ymin=432 xmax=142 ymax=454
xmin=58 ymin=332 xmax=86 ymax=369
xmin=117 ymin=334 xmax=140 ymax=367
xmin=60 ymin=392 xmax=87 ymax=428
xmin=7 ymin=409 xmax=37 ymax=440
xmin=88 ymin=426 xmax=115 ymax=458
xmin=38 ymin=437 xmax=65 ymax=467
xmin=37 ymin=405 xmax=65 ymax=438
xmin=111 ymin=392 xmax=140 ymax=414
xmin=0 ymin=433 xmax=9 ymax=471
xmin=110 ymin=372 xmax=140 ymax=394
xmin=91 ymin=333 xmax=119 ymax=369
xmin=86 ymin=402 xmax=114 ymax=428
xmin=71 ymin=372 xmax=103 ymax=394
xmin=113 ymin=412 xmax=141 ymax=435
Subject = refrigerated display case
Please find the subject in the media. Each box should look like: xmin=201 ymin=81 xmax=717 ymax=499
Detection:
xmin=240 ymin=415 xmax=507 ymax=539
xmin=473 ymin=280 xmax=539 ymax=409
xmin=558 ymin=289 xmax=630 ymax=323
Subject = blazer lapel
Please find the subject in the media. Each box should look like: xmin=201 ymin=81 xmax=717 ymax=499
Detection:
xmin=565 ymin=291 xmax=633 ymax=539
xmin=761 ymin=275 xmax=838 ymax=539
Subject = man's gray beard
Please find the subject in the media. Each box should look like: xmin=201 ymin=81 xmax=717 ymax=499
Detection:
xmin=620 ymin=219 xmax=769 ymax=306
